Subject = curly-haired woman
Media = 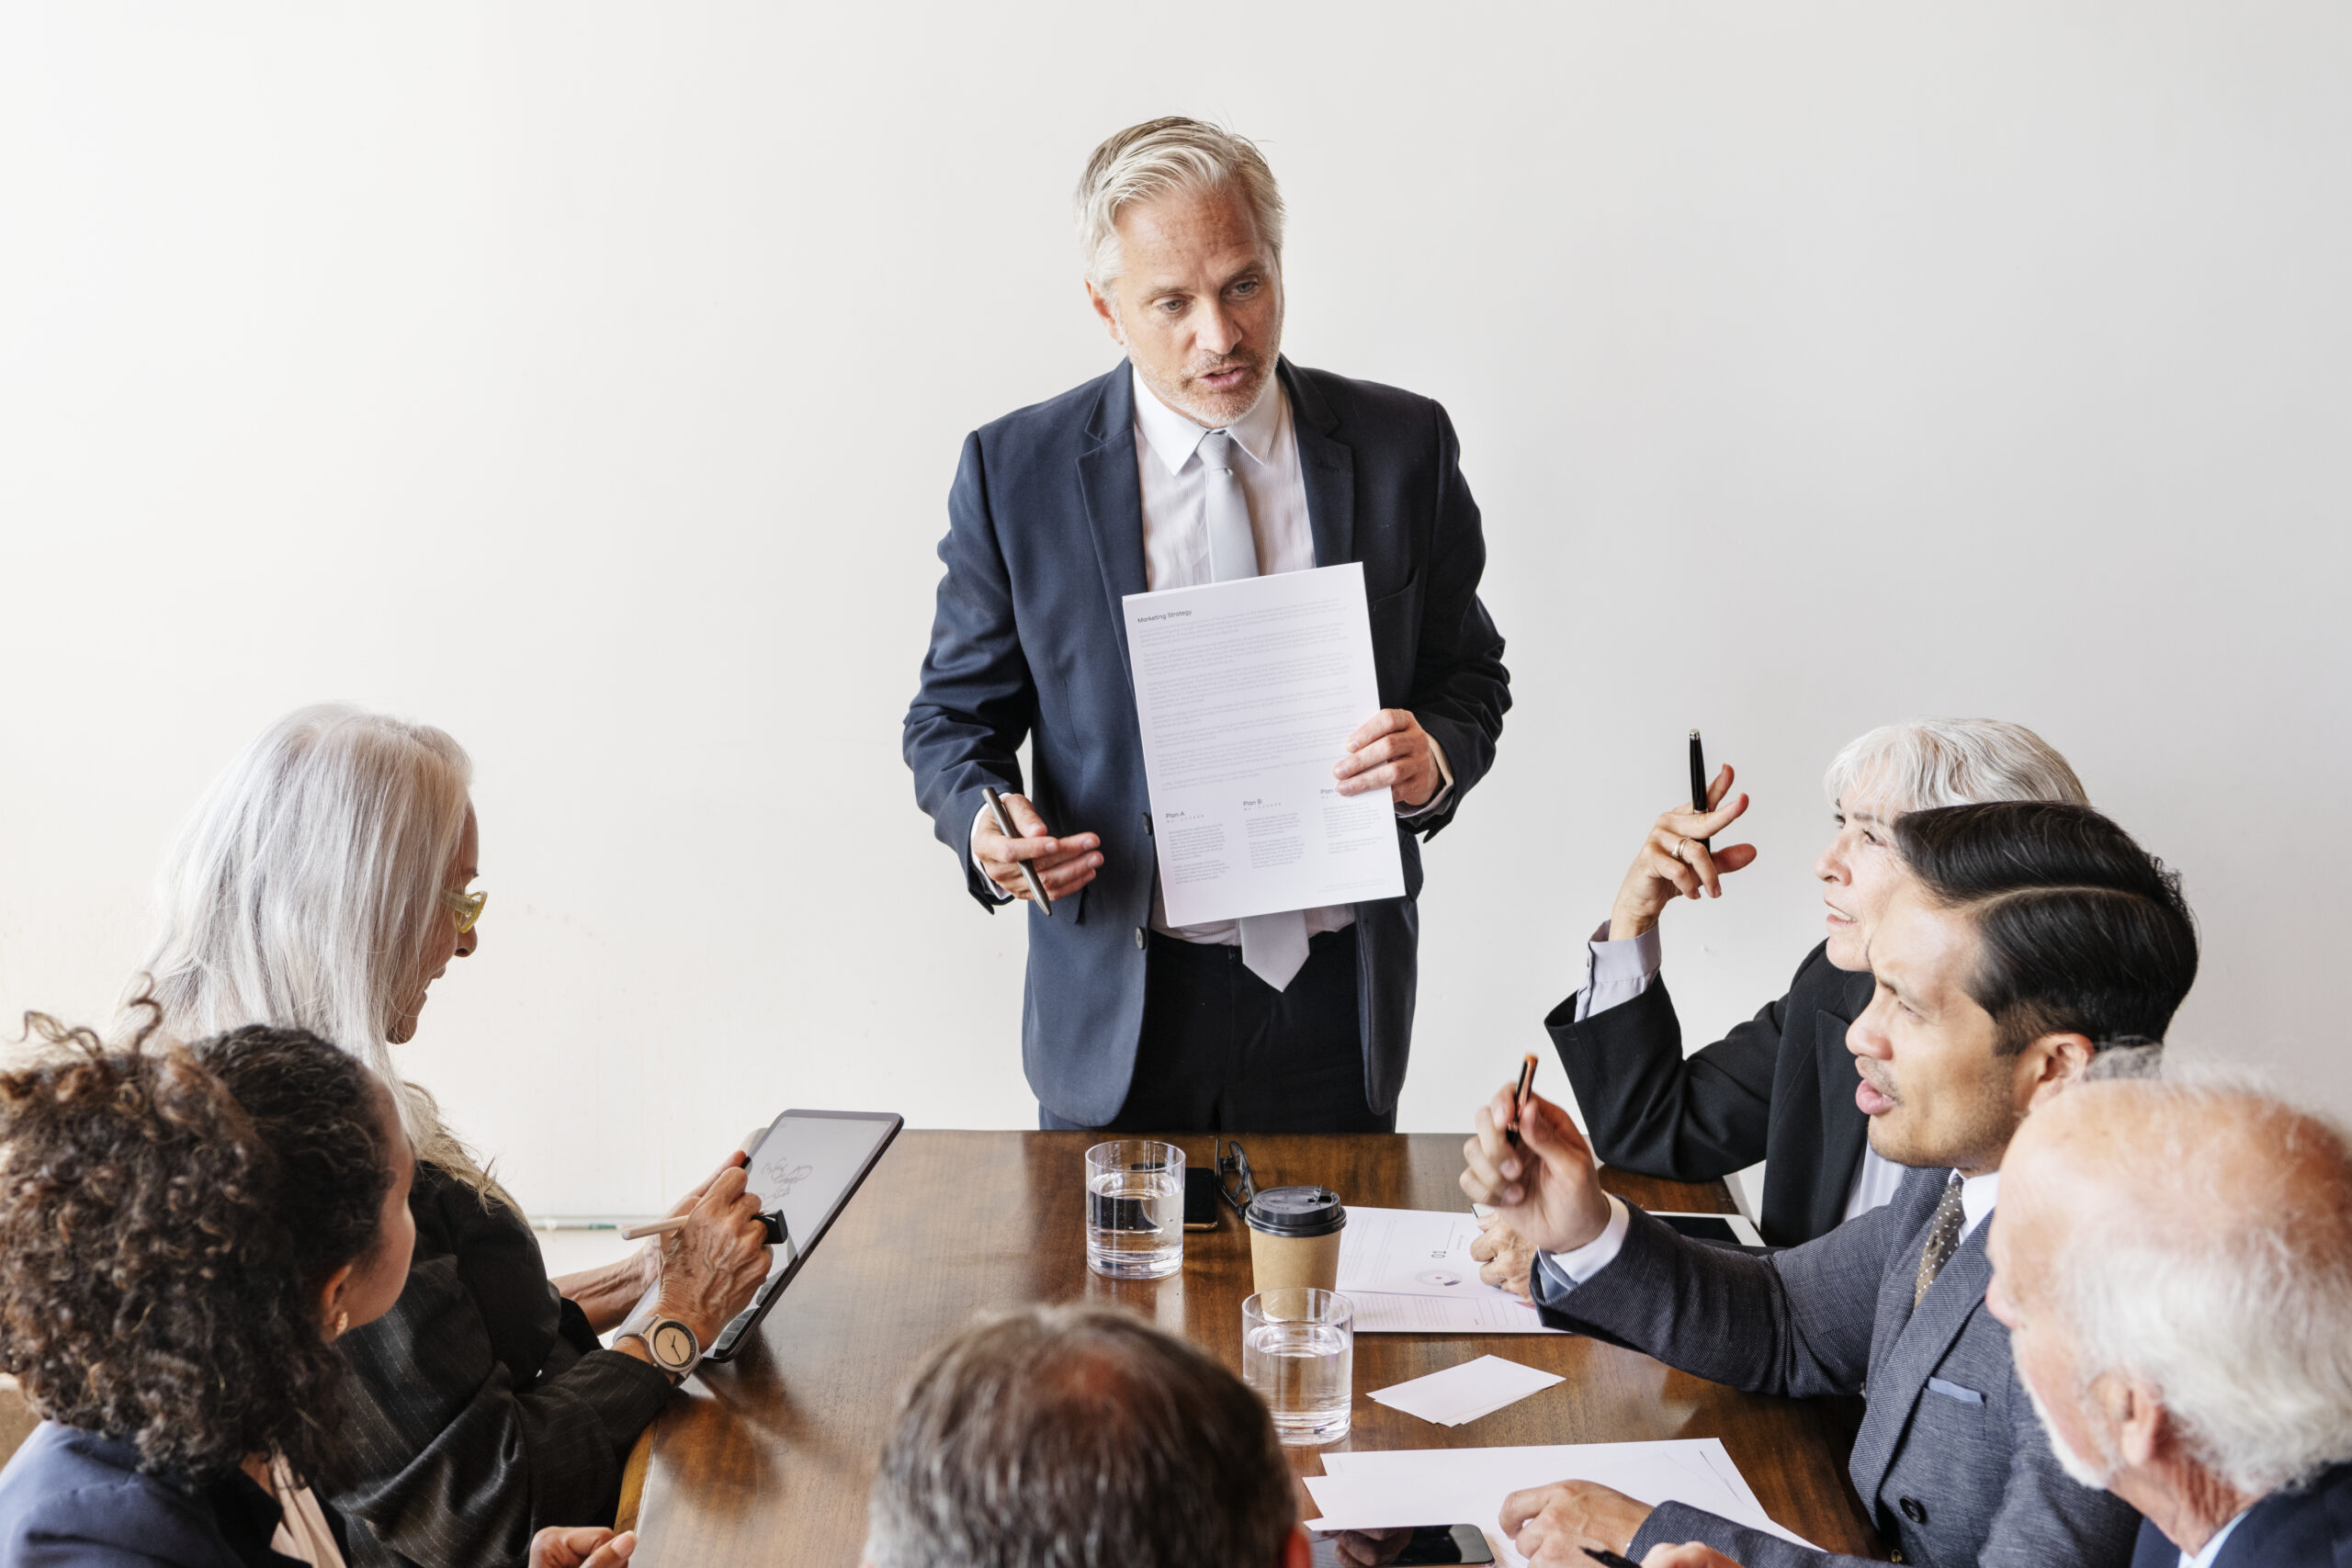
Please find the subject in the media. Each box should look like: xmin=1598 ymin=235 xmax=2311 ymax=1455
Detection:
xmin=133 ymin=706 xmax=773 ymax=1568
xmin=0 ymin=1021 xmax=642 ymax=1568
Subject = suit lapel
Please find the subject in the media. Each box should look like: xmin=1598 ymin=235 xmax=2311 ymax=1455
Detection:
xmin=1282 ymin=360 xmax=1355 ymax=568
xmin=1850 ymin=1223 xmax=1994 ymax=1502
xmin=1075 ymin=365 xmax=1148 ymax=691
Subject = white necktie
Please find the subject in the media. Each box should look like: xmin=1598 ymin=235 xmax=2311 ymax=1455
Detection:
xmin=1199 ymin=432 xmax=1312 ymax=993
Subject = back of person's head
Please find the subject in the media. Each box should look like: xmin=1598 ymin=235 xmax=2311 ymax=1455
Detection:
xmin=2025 ymin=1078 xmax=2352 ymax=1495
xmin=138 ymin=702 xmax=487 ymax=1187
xmin=1075 ymin=117 xmax=1285 ymax=296
xmin=1825 ymin=717 xmax=2087 ymax=812
xmin=864 ymin=1303 xmax=1295 ymax=1568
xmin=1894 ymin=801 xmax=2198 ymax=1055
xmin=0 ymin=1015 xmax=393 ymax=1485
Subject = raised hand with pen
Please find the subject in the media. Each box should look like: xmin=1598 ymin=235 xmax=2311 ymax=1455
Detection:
xmin=1607 ymin=760 xmax=1757 ymax=942
xmin=1458 ymin=1078 xmax=1613 ymax=1257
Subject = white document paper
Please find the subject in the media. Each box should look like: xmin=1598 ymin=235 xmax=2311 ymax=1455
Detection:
xmin=1303 ymin=1439 xmax=1816 ymax=1566
xmin=1341 ymin=1206 xmax=1511 ymax=1299
xmin=1124 ymin=563 xmax=1406 ymax=926
xmin=1345 ymin=1292 xmax=1565 ymax=1335
xmin=1371 ymin=1356 xmax=1565 ymax=1427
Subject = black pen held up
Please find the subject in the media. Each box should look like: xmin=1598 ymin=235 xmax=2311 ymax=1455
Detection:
xmin=1689 ymin=729 xmax=1712 ymax=852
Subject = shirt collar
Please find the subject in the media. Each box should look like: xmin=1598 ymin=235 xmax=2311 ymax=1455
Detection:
xmin=2184 ymin=1505 xmax=2254 ymax=1568
xmin=1130 ymin=363 xmax=1286 ymax=478
xmin=1957 ymin=1169 xmax=1999 ymax=1241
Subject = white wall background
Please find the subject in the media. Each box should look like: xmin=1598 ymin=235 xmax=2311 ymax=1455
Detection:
xmin=3 ymin=3 xmax=2346 ymax=1219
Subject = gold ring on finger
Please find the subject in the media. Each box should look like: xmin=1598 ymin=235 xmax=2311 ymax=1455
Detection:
xmin=1674 ymin=836 xmax=1690 ymax=862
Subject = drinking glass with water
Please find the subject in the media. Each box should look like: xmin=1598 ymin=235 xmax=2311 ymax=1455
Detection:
xmin=1242 ymin=1287 xmax=1354 ymax=1444
xmin=1084 ymin=1140 xmax=1185 ymax=1280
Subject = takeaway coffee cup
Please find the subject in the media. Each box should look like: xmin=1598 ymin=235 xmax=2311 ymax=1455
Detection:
xmin=1245 ymin=1185 xmax=1348 ymax=1294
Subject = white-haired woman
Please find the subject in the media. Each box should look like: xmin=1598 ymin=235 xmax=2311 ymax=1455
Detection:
xmin=1480 ymin=717 xmax=2088 ymax=1279
xmin=139 ymin=705 xmax=774 ymax=1568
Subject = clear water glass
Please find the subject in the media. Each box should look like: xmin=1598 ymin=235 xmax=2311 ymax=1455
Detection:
xmin=1242 ymin=1287 xmax=1354 ymax=1444
xmin=1085 ymin=1140 xmax=1184 ymax=1280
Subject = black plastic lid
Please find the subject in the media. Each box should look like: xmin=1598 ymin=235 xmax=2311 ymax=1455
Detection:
xmin=1245 ymin=1184 xmax=1347 ymax=1237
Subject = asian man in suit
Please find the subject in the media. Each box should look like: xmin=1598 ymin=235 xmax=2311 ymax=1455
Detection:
xmin=903 ymin=118 xmax=1510 ymax=1132
xmin=1461 ymin=800 xmax=2196 ymax=1568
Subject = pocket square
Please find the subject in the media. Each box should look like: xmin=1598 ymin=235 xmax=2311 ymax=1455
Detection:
xmin=1927 ymin=1375 xmax=1985 ymax=1404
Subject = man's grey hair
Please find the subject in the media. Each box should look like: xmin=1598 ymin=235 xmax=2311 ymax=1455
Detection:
xmin=1074 ymin=117 xmax=1286 ymax=298
xmin=2045 ymin=1080 xmax=2352 ymax=1496
xmin=864 ymin=1303 xmax=1295 ymax=1568
xmin=1823 ymin=716 xmax=2087 ymax=813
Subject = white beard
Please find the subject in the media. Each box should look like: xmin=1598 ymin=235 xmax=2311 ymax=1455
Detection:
xmin=2023 ymin=1371 xmax=2118 ymax=1490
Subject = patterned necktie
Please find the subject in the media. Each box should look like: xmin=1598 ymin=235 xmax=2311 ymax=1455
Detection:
xmin=1198 ymin=432 xmax=1310 ymax=993
xmin=1912 ymin=1176 xmax=1968 ymax=1308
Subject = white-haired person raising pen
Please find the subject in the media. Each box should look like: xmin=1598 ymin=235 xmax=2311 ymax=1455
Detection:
xmin=133 ymin=704 xmax=775 ymax=1568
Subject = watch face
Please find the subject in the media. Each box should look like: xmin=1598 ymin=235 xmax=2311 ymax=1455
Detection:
xmin=653 ymin=1324 xmax=695 ymax=1366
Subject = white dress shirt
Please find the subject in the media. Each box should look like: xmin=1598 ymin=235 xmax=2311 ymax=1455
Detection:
xmin=2182 ymin=1507 xmax=2251 ymax=1568
xmin=1537 ymin=1168 xmax=1996 ymax=1291
xmin=1573 ymin=923 xmax=1905 ymax=1222
xmin=972 ymin=365 xmax=1452 ymax=942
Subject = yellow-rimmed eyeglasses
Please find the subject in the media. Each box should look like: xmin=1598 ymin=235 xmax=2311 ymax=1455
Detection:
xmin=440 ymin=887 xmax=487 ymax=935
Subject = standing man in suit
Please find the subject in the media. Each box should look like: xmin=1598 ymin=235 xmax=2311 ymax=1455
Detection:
xmin=904 ymin=118 xmax=1510 ymax=1132
xmin=1987 ymin=1077 xmax=2352 ymax=1568
xmin=1460 ymin=801 xmax=2196 ymax=1568
xmin=1535 ymin=718 xmax=2086 ymax=1249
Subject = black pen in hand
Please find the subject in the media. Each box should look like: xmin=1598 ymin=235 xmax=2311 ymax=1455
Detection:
xmin=1689 ymin=729 xmax=1712 ymax=852
xmin=982 ymin=786 xmax=1054 ymax=914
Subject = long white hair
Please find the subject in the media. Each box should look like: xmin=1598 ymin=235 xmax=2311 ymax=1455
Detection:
xmin=136 ymin=703 xmax=497 ymax=1194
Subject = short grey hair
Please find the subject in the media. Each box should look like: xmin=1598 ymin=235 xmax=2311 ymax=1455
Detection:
xmin=864 ymin=1304 xmax=1295 ymax=1568
xmin=1823 ymin=717 xmax=2086 ymax=812
xmin=2044 ymin=1080 xmax=2352 ymax=1496
xmin=1074 ymin=117 xmax=1286 ymax=297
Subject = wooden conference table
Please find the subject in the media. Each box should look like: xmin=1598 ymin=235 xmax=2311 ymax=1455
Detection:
xmin=626 ymin=1132 xmax=1883 ymax=1563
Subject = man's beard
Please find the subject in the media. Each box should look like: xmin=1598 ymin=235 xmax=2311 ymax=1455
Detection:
xmin=2023 ymin=1370 xmax=2118 ymax=1490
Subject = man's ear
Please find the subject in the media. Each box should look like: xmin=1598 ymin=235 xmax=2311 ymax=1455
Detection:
xmin=1084 ymin=279 xmax=1125 ymax=346
xmin=2024 ymin=1032 xmax=2098 ymax=1108
xmin=2107 ymin=1372 xmax=2167 ymax=1472
xmin=1280 ymin=1524 xmax=1313 ymax=1568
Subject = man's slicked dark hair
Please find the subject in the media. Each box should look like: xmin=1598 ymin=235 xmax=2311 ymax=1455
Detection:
xmin=1894 ymin=801 xmax=2199 ymax=1055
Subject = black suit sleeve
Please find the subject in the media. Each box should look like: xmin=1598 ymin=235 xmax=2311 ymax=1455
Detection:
xmin=1547 ymin=969 xmax=1795 ymax=1182
xmin=1397 ymin=402 xmax=1510 ymax=840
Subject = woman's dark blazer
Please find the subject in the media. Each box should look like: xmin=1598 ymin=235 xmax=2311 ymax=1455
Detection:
xmin=1546 ymin=941 xmax=1877 ymax=1247
xmin=332 ymin=1164 xmax=673 ymax=1568
xmin=0 ymin=1421 xmax=340 ymax=1568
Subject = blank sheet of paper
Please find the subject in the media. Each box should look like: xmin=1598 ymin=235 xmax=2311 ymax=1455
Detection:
xmin=1371 ymin=1355 xmax=1565 ymax=1426
xmin=1125 ymin=563 xmax=1405 ymax=926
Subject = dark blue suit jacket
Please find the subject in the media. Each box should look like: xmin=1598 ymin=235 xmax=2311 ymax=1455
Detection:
xmin=905 ymin=357 xmax=1510 ymax=1124
xmin=2130 ymin=1461 xmax=2352 ymax=1567
xmin=0 ymin=1421 xmax=334 ymax=1568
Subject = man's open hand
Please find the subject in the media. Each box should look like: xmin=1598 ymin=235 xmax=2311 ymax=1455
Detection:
xmin=974 ymin=792 xmax=1101 ymax=903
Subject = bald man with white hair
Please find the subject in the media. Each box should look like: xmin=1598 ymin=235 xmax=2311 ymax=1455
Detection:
xmin=1987 ymin=1078 xmax=2352 ymax=1567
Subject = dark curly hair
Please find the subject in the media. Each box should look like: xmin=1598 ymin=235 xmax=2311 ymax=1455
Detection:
xmin=0 ymin=1012 xmax=394 ymax=1486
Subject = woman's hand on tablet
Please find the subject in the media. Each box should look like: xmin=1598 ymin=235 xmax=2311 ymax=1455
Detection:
xmin=651 ymin=1162 xmax=774 ymax=1346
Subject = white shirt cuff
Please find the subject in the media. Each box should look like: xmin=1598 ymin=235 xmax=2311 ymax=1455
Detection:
xmin=1537 ymin=1195 xmax=1632 ymax=1289
xmin=1573 ymin=920 xmax=1662 ymax=1023
xmin=1396 ymin=735 xmax=1454 ymax=818
xmin=969 ymin=801 xmax=1014 ymax=903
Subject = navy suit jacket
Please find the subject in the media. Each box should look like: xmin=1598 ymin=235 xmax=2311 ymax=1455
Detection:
xmin=0 ymin=1421 xmax=336 ymax=1568
xmin=2130 ymin=1461 xmax=2352 ymax=1567
xmin=905 ymin=357 xmax=1510 ymax=1124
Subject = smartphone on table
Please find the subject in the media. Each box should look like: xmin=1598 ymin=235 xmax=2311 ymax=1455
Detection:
xmin=1308 ymin=1524 xmax=1496 ymax=1565
xmin=1183 ymin=1165 xmax=1220 ymax=1230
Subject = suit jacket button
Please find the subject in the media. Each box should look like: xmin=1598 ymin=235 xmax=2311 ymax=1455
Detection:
xmin=1898 ymin=1496 xmax=1928 ymax=1526
xmin=1135 ymin=926 xmax=1147 ymax=949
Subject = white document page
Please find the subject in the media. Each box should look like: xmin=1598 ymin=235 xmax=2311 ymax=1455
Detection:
xmin=1124 ymin=563 xmax=1406 ymax=926
xmin=1346 ymin=1292 xmax=1565 ymax=1335
xmin=1341 ymin=1206 xmax=1514 ymax=1299
xmin=1370 ymin=1355 xmax=1565 ymax=1426
xmin=1304 ymin=1440 xmax=1817 ymax=1564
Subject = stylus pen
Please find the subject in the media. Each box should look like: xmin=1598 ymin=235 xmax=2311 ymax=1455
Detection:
xmin=1689 ymin=728 xmax=1712 ymax=852
xmin=983 ymin=785 xmax=1054 ymax=913
xmin=1506 ymin=1051 xmax=1538 ymax=1148
xmin=620 ymin=1210 xmax=789 ymax=1244
xmin=1584 ymin=1551 xmax=1644 ymax=1568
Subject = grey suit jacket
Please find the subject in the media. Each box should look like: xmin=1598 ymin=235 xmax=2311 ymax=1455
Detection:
xmin=1531 ymin=1165 xmax=2142 ymax=1568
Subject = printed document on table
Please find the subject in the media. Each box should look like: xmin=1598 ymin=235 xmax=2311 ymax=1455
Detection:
xmin=1340 ymin=1206 xmax=1512 ymax=1299
xmin=1124 ymin=563 xmax=1405 ymax=927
